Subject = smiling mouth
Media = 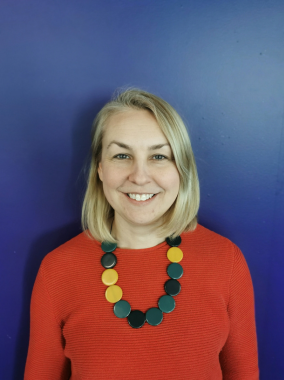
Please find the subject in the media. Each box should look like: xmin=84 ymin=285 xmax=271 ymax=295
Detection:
xmin=126 ymin=193 xmax=156 ymax=201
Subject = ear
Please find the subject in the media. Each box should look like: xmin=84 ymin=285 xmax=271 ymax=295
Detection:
xmin=97 ymin=162 xmax=103 ymax=181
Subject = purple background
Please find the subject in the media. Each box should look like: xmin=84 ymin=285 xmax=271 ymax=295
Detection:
xmin=0 ymin=1 xmax=283 ymax=379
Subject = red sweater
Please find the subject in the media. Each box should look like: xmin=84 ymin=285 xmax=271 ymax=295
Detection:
xmin=24 ymin=225 xmax=259 ymax=379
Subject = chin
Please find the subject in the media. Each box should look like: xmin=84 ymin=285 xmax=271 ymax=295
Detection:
xmin=127 ymin=215 xmax=161 ymax=227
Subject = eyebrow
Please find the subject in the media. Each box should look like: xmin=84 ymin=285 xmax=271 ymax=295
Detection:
xmin=107 ymin=141 xmax=170 ymax=150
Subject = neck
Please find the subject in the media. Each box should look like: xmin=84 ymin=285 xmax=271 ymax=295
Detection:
xmin=112 ymin=216 xmax=166 ymax=250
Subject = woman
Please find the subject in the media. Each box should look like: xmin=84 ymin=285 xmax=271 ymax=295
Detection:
xmin=24 ymin=89 xmax=259 ymax=379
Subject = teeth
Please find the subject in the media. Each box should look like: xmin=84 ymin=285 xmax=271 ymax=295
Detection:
xmin=128 ymin=193 xmax=155 ymax=201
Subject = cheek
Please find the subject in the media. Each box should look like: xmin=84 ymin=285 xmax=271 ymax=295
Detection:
xmin=101 ymin=166 xmax=124 ymax=192
xmin=171 ymin=174 xmax=180 ymax=195
xmin=158 ymin=167 xmax=180 ymax=194
xmin=101 ymin=177 xmax=117 ymax=207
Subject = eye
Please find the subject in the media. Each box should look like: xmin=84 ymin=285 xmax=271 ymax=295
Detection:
xmin=152 ymin=154 xmax=167 ymax=160
xmin=114 ymin=154 xmax=130 ymax=159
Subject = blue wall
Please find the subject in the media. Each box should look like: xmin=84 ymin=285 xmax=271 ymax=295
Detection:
xmin=0 ymin=1 xmax=283 ymax=379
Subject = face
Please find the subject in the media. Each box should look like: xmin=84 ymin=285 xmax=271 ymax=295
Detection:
xmin=98 ymin=109 xmax=180 ymax=231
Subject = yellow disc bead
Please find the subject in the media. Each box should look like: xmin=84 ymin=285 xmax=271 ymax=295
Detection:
xmin=105 ymin=285 xmax=123 ymax=303
xmin=167 ymin=247 xmax=183 ymax=263
xmin=102 ymin=269 xmax=118 ymax=286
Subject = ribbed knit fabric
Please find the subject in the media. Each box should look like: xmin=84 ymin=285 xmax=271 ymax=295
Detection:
xmin=24 ymin=224 xmax=259 ymax=380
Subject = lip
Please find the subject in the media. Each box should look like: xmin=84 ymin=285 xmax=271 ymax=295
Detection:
xmin=124 ymin=192 xmax=157 ymax=195
xmin=122 ymin=192 xmax=158 ymax=204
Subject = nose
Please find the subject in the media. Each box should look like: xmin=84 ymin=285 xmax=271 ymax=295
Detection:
xmin=128 ymin=160 xmax=151 ymax=186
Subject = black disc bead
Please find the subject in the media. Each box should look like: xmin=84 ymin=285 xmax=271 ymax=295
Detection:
xmin=101 ymin=252 xmax=117 ymax=269
xmin=164 ymin=279 xmax=181 ymax=296
xmin=166 ymin=235 xmax=182 ymax=247
xmin=127 ymin=310 xmax=146 ymax=328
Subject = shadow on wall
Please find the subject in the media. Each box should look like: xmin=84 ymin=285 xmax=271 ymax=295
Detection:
xmin=13 ymin=94 xmax=110 ymax=379
xmin=13 ymin=222 xmax=81 ymax=380
xmin=66 ymin=94 xmax=111 ymax=217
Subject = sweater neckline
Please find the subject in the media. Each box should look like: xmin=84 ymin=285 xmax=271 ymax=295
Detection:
xmin=114 ymin=239 xmax=169 ymax=254
xmin=90 ymin=233 xmax=171 ymax=254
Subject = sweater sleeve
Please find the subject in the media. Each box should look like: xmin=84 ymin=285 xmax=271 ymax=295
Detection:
xmin=219 ymin=245 xmax=259 ymax=380
xmin=24 ymin=265 xmax=71 ymax=380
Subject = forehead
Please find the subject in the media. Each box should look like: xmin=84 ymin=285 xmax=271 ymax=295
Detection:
xmin=103 ymin=109 xmax=169 ymax=144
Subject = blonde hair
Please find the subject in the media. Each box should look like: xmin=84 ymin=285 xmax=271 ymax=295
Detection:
xmin=82 ymin=88 xmax=200 ymax=242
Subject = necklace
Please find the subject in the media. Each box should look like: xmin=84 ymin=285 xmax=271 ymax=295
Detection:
xmin=100 ymin=236 xmax=183 ymax=329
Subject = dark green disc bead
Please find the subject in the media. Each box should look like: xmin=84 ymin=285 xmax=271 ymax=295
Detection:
xmin=166 ymin=235 xmax=182 ymax=247
xmin=101 ymin=241 xmax=117 ymax=253
xmin=158 ymin=295 xmax=175 ymax=313
xmin=167 ymin=263 xmax=183 ymax=279
xmin=146 ymin=308 xmax=163 ymax=326
xmin=114 ymin=300 xmax=131 ymax=318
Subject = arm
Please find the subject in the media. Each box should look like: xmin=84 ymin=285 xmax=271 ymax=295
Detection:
xmin=24 ymin=265 xmax=70 ymax=380
xmin=220 ymin=245 xmax=259 ymax=380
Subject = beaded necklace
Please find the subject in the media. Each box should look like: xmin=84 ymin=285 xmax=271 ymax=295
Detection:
xmin=100 ymin=236 xmax=183 ymax=329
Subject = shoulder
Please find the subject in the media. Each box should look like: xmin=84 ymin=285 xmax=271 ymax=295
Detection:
xmin=182 ymin=223 xmax=238 ymax=253
xmin=34 ymin=232 xmax=103 ymax=322
xmin=181 ymin=224 xmax=245 ymax=280
xmin=40 ymin=231 xmax=102 ymax=278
